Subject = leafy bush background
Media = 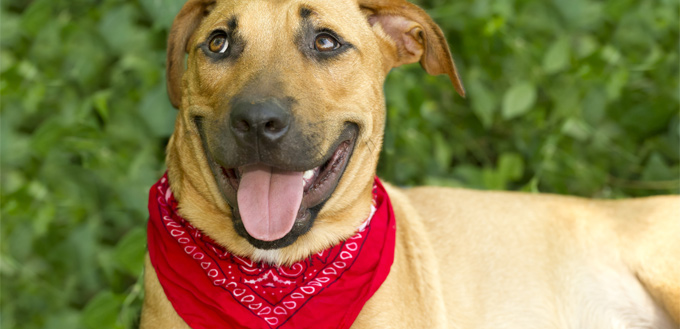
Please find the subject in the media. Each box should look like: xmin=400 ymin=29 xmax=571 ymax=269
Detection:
xmin=1 ymin=0 xmax=677 ymax=327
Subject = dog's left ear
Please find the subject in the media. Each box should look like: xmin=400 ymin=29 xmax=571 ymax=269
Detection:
xmin=166 ymin=0 xmax=216 ymax=109
xmin=360 ymin=0 xmax=465 ymax=97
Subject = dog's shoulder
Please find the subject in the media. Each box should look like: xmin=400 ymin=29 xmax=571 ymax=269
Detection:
xmin=355 ymin=182 xmax=450 ymax=328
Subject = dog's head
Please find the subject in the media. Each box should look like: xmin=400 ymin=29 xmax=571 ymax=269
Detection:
xmin=164 ymin=0 xmax=463 ymax=264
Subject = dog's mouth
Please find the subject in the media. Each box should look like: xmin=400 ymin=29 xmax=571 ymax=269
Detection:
xmin=199 ymin=120 xmax=359 ymax=249
xmin=222 ymin=137 xmax=354 ymax=213
xmin=221 ymin=136 xmax=355 ymax=241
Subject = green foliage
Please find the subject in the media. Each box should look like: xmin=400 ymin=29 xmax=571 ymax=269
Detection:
xmin=382 ymin=0 xmax=679 ymax=196
xmin=1 ymin=0 xmax=174 ymax=327
xmin=1 ymin=0 xmax=677 ymax=328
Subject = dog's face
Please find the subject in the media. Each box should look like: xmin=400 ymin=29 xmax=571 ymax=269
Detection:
xmin=165 ymin=0 xmax=463 ymax=264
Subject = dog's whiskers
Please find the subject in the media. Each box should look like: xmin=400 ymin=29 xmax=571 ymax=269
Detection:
xmin=366 ymin=138 xmax=378 ymax=156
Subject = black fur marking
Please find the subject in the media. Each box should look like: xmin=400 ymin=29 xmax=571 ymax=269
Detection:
xmin=299 ymin=6 xmax=312 ymax=19
xmin=295 ymin=20 xmax=354 ymax=62
xmin=227 ymin=16 xmax=238 ymax=30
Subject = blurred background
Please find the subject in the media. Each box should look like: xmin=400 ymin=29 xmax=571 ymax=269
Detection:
xmin=1 ymin=0 xmax=678 ymax=327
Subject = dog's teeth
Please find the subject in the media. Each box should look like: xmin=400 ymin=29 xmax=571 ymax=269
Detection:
xmin=303 ymin=169 xmax=315 ymax=181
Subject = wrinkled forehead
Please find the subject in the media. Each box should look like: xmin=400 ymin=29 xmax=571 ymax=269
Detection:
xmin=197 ymin=0 xmax=372 ymax=49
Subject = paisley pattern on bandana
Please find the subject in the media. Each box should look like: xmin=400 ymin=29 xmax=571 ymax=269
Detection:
xmin=147 ymin=173 xmax=396 ymax=329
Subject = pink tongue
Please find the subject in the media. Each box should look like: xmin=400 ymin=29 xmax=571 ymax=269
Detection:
xmin=237 ymin=164 xmax=304 ymax=241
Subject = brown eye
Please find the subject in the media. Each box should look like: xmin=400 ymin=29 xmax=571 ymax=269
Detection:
xmin=209 ymin=34 xmax=229 ymax=53
xmin=314 ymin=34 xmax=339 ymax=52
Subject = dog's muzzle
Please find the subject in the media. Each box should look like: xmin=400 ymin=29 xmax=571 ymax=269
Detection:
xmin=195 ymin=99 xmax=358 ymax=249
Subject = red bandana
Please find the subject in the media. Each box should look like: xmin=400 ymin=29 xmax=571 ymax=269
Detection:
xmin=147 ymin=174 xmax=396 ymax=329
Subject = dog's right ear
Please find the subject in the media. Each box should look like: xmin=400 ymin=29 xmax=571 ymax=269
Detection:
xmin=166 ymin=0 xmax=216 ymax=109
xmin=360 ymin=0 xmax=465 ymax=97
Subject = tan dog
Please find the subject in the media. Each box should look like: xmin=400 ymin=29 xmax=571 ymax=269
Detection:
xmin=140 ymin=0 xmax=680 ymax=327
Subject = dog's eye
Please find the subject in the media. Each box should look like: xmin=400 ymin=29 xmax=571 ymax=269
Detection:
xmin=314 ymin=34 xmax=340 ymax=52
xmin=208 ymin=33 xmax=229 ymax=54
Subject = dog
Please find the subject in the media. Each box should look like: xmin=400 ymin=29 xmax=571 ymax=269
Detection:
xmin=140 ymin=0 xmax=680 ymax=327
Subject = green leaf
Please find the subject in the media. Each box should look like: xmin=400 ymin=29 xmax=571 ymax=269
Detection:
xmin=0 ymin=50 xmax=16 ymax=73
xmin=98 ymin=5 xmax=149 ymax=55
xmin=575 ymin=35 xmax=599 ymax=58
xmin=113 ymin=227 xmax=147 ymax=276
xmin=561 ymin=118 xmax=592 ymax=141
xmin=498 ymin=152 xmax=525 ymax=182
xmin=502 ymin=82 xmax=537 ymax=120
xmin=81 ymin=291 xmax=125 ymax=329
xmin=0 ymin=12 xmax=22 ymax=48
xmin=642 ymin=153 xmax=674 ymax=181
xmin=543 ymin=37 xmax=571 ymax=74
xmin=45 ymin=310 xmax=80 ymax=329
xmin=606 ymin=68 xmax=629 ymax=101
xmin=432 ymin=132 xmax=452 ymax=172
xmin=139 ymin=82 xmax=177 ymax=137
xmin=600 ymin=45 xmax=622 ymax=65
xmin=483 ymin=16 xmax=505 ymax=36
xmin=582 ymin=87 xmax=607 ymax=125
xmin=552 ymin=0 xmax=583 ymax=24
xmin=453 ymin=165 xmax=485 ymax=189
xmin=139 ymin=0 xmax=186 ymax=30
xmin=632 ymin=44 xmax=662 ymax=71
xmin=520 ymin=177 xmax=541 ymax=193
xmin=468 ymin=77 xmax=497 ymax=128
xmin=92 ymin=90 xmax=112 ymax=123
xmin=33 ymin=204 xmax=55 ymax=238
xmin=19 ymin=0 xmax=52 ymax=35
xmin=482 ymin=153 xmax=525 ymax=190
xmin=482 ymin=167 xmax=503 ymax=190
xmin=423 ymin=176 xmax=465 ymax=188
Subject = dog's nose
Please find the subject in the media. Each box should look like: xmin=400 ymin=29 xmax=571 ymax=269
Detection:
xmin=230 ymin=99 xmax=292 ymax=143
